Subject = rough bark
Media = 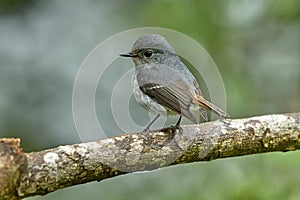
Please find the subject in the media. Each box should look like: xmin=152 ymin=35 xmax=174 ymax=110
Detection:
xmin=0 ymin=113 xmax=299 ymax=199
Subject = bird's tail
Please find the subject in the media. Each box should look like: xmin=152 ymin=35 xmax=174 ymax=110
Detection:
xmin=193 ymin=95 xmax=229 ymax=119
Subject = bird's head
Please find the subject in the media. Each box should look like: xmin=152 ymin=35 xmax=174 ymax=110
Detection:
xmin=120 ymin=34 xmax=176 ymax=66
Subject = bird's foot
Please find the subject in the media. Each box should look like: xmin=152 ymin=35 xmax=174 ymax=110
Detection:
xmin=220 ymin=118 xmax=230 ymax=125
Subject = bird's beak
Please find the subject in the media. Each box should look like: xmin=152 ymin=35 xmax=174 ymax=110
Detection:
xmin=119 ymin=51 xmax=137 ymax=57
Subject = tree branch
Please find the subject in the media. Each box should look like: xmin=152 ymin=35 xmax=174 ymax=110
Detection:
xmin=0 ymin=113 xmax=299 ymax=199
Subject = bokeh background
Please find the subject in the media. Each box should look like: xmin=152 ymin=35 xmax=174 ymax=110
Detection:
xmin=0 ymin=0 xmax=299 ymax=199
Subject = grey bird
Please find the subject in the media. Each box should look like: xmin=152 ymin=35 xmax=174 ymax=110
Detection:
xmin=120 ymin=33 xmax=228 ymax=130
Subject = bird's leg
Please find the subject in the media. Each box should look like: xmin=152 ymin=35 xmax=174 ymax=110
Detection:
xmin=167 ymin=115 xmax=182 ymax=136
xmin=175 ymin=115 xmax=182 ymax=127
xmin=144 ymin=114 xmax=160 ymax=131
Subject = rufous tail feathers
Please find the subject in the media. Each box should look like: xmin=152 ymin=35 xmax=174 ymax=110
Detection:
xmin=193 ymin=95 xmax=229 ymax=118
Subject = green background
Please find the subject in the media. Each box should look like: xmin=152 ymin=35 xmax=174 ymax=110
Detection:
xmin=0 ymin=0 xmax=299 ymax=199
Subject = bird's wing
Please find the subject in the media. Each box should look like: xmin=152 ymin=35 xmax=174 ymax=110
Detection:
xmin=139 ymin=79 xmax=197 ymax=123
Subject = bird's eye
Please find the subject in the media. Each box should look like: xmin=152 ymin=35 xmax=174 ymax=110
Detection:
xmin=143 ymin=50 xmax=153 ymax=58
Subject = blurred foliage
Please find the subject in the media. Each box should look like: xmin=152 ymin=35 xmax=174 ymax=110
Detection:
xmin=0 ymin=0 xmax=299 ymax=199
xmin=0 ymin=0 xmax=36 ymax=14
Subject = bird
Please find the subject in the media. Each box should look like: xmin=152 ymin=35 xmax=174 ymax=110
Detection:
xmin=120 ymin=33 xmax=228 ymax=130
